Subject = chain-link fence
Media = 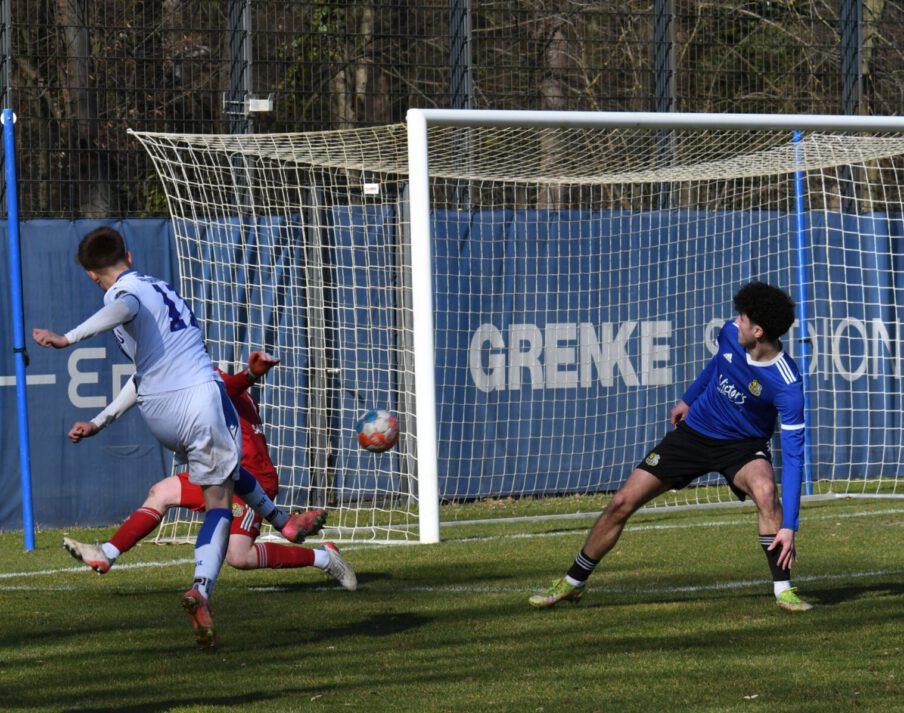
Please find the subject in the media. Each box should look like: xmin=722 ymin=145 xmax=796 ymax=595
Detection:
xmin=1 ymin=0 xmax=903 ymax=218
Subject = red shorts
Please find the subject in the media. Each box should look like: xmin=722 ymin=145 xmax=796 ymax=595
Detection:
xmin=177 ymin=470 xmax=279 ymax=539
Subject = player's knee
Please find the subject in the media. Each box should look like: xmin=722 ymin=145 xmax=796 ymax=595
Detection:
xmin=226 ymin=549 xmax=257 ymax=570
xmin=607 ymin=491 xmax=637 ymax=521
xmin=749 ymin=477 xmax=778 ymax=508
xmin=145 ymin=483 xmax=169 ymax=510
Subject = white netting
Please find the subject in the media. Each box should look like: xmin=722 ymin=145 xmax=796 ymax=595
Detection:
xmin=132 ymin=117 xmax=904 ymax=541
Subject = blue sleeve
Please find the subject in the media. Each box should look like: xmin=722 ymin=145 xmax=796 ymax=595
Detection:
xmin=775 ymin=385 xmax=806 ymax=531
xmin=681 ymin=355 xmax=717 ymax=406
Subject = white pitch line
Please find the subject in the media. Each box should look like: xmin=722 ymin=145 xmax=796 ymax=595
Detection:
xmin=238 ymin=566 xmax=904 ymax=596
xmin=7 ymin=566 xmax=900 ymax=596
xmin=1 ymin=506 xmax=902 ymax=583
xmin=446 ymin=506 xmax=904 ymax=543
xmin=0 ymin=558 xmax=194 ymax=580
xmin=361 ymin=567 xmax=904 ymax=596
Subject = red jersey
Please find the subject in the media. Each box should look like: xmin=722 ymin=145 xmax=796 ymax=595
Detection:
xmin=217 ymin=369 xmax=278 ymax=482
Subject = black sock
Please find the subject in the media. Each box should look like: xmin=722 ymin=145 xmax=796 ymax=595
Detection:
xmin=566 ymin=549 xmax=599 ymax=583
xmin=759 ymin=534 xmax=791 ymax=582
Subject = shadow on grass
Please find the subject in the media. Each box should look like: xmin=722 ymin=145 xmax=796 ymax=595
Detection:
xmin=57 ymin=689 xmax=315 ymax=713
xmin=300 ymin=611 xmax=433 ymax=643
xmin=799 ymin=579 xmax=904 ymax=606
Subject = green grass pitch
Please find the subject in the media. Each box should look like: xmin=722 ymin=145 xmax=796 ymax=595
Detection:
xmin=1 ymin=497 xmax=902 ymax=712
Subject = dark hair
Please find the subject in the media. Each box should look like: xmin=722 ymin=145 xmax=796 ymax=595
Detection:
xmin=733 ymin=282 xmax=795 ymax=341
xmin=77 ymin=227 xmax=128 ymax=271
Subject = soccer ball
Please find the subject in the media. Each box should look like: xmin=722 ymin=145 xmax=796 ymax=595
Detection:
xmin=355 ymin=409 xmax=400 ymax=452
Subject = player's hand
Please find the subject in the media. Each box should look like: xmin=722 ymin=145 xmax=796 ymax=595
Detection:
xmin=68 ymin=421 xmax=99 ymax=443
xmin=32 ymin=328 xmax=69 ymax=349
xmin=767 ymin=528 xmax=797 ymax=570
xmin=248 ymin=351 xmax=280 ymax=377
xmin=670 ymin=400 xmax=690 ymax=426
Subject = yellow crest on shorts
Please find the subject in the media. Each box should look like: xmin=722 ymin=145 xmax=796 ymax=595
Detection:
xmin=231 ymin=502 xmax=244 ymax=518
xmin=748 ymin=379 xmax=763 ymax=396
xmin=645 ymin=452 xmax=660 ymax=466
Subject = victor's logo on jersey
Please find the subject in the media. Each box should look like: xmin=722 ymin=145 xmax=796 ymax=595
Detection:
xmin=717 ymin=375 xmax=747 ymax=406
xmin=644 ymin=452 xmax=660 ymax=466
xmin=723 ymin=353 xmax=732 ymax=363
xmin=748 ymin=379 xmax=763 ymax=396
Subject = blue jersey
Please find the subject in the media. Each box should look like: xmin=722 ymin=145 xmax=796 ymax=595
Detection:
xmin=682 ymin=319 xmax=805 ymax=530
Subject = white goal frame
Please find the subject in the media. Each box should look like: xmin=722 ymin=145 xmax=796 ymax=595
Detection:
xmin=135 ymin=109 xmax=904 ymax=543
xmin=407 ymin=109 xmax=904 ymax=542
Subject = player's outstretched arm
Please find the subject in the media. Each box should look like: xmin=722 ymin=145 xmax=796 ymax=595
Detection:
xmin=69 ymin=375 xmax=138 ymax=442
xmin=220 ymin=352 xmax=280 ymax=397
xmin=247 ymin=351 xmax=280 ymax=380
xmin=60 ymin=296 xmax=139 ymax=346
xmin=32 ymin=328 xmax=70 ymax=349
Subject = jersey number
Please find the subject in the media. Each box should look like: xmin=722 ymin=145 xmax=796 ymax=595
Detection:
xmin=152 ymin=283 xmax=198 ymax=333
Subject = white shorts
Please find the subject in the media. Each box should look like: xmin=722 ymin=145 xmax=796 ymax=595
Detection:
xmin=138 ymin=380 xmax=242 ymax=486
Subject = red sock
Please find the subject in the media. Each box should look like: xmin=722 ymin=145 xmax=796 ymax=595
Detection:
xmin=109 ymin=507 xmax=163 ymax=554
xmin=254 ymin=542 xmax=316 ymax=569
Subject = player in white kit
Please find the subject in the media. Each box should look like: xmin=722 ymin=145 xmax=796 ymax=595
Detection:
xmin=32 ymin=227 xmax=321 ymax=650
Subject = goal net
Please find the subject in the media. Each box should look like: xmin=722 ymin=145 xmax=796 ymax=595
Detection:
xmin=131 ymin=111 xmax=904 ymax=544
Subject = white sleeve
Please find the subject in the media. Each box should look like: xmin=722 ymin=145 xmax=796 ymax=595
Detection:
xmin=64 ymin=294 xmax=139 ymax=344
xmin=90 ymin=376 xmax=138 ymax=430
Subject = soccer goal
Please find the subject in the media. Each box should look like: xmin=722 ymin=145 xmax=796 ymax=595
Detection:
xmin=130 ymin=110 xmax=904 ymax=544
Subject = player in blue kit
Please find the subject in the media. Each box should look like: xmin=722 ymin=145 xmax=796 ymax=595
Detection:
xmin=32 ymin=227 xmax=325 ymax=649
xmin=529 ymin=282 xmax=812 ymax=612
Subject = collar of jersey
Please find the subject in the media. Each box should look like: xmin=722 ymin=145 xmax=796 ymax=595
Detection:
xmin=745 ymin=350 xmax=785 ymax=368
xmin=114 ymin=269 xmax=137 ymax=283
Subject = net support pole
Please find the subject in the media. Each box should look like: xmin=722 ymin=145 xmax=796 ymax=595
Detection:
xmin=793 ymin=130 xmax=814 ymax=496
xmin=406 ymin=109 xmax=440 ymax=543
xmin=2 ymin=108 xmax=35 ymax=550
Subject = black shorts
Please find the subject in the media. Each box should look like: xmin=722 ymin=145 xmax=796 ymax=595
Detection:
xmin=636 ymin=422 xmax=772 ymax=501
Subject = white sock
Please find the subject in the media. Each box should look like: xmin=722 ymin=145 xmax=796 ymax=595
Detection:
xmin=102 ymin=543 xmax=121 ymax=561
xmin=313 ymin=549 xmax=330 ymax=569
xmin=564 ymin=575 xmax=584 ymax=587
xmin=774 ymin=580 xmax=792 ymax=597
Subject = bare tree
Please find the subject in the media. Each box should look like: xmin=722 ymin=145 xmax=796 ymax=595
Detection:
xmin=56 ymin=0 xmax=109 ymax=214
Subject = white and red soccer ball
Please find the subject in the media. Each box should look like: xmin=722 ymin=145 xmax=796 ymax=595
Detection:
xmin=355 ymin=409 xmax=399 ymax=452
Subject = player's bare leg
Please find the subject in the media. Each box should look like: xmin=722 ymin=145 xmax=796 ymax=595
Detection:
xmin=733 ymin=459 xmax=812 ymax=612
xmin=530 ymin=469 xmax=671 ymax=608
xmin=62 ymin=476 xmax=181 ymax=574
xmin=580 ymin=469 xmax=674 ymax=560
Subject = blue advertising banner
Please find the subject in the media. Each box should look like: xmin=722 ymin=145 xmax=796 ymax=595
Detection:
xmin=431 ymin=209 xmax=903 ymax=500
xmin=2 ymin=212 xmax=902 ymax=530
xmin=1 ymin=220 xmax=177 ymax=530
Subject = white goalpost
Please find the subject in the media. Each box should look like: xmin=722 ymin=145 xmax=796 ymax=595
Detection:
xmin=130 ymin=110 xmax=904 ymax=544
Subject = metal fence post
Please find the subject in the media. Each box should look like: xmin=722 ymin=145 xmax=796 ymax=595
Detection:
xmin=228 ymin=0 xmax=252 ymax=135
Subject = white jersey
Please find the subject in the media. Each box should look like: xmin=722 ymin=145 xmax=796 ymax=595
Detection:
xmin=105 ymin=270 xmax=214 ymax=395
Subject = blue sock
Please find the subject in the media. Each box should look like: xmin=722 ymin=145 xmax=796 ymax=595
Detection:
xmin=192 ymin=508 xmax=231 ymax=600
xmin=234 ymin=467 xmax=288 ymax=530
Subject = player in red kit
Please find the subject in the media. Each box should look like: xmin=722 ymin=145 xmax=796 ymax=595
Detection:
xmin=63 ymin=351 xmax=357 ymax=591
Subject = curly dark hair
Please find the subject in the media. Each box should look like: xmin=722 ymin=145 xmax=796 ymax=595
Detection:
xmin=732 ymin=282 xmax=795 ymax=341
xmin=77 ymin=227 xmax=128 ymax=271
